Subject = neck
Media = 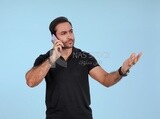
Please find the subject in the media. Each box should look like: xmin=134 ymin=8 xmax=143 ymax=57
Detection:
xmin=61 ymin=47 xmax=73 ymax=60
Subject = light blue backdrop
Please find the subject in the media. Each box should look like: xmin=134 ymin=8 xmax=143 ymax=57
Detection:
xmin=0 ymin=0 xmax=159 ymax=119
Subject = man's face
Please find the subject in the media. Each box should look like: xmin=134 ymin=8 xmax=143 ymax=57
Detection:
xmin=55 ymin=22 xmax=75 ymax=49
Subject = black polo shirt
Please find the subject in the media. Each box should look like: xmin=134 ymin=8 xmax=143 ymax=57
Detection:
xmin=34 ymin=47 xmax=99 ymax=119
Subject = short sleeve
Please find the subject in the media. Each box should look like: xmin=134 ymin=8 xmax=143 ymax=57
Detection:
xmin=86 ymin=53 xmax=99 ymax=72
xmin=33 ymin=51 xmax=50 ymax=67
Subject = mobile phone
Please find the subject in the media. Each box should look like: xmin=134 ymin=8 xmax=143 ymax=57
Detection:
xmin=51 ymin=34 xmax=57 ymax=43
xmin=51 ymin=34 xmax=62 ymax=51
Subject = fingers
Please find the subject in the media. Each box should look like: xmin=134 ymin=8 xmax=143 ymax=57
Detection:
xmin=54 ymin=39 xmax=64 ymax=46
xmin=137 ymin=52 xmax=143 ymax=61
xmin=129 ymin=52 xmax=142 ymax=66
xmin=53 ymin=39 xmax=64 ymax=51
xmin=121 ymin=52 xmax=142 ymax=74
xmin=128 ymin=53 xmax=135 ymax=66
xmin=55 ymin=41 xmax=64 ymax=48
xmin=128 ymin=58 xmax=133 ymax=67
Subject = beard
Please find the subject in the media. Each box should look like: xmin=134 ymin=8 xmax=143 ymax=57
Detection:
xmin=62 ymin=39 xmax=75 ymax=49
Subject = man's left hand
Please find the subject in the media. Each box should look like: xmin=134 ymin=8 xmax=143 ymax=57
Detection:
xmin=121 ymin=52 xmax=142 ymax=74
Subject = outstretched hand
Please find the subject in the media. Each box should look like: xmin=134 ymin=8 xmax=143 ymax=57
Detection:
xmin=121 ymin=52 xmax=142 ymax=74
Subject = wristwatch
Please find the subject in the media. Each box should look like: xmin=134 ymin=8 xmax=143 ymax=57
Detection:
xmin=118 ymin=67 xmax=130 ymax=77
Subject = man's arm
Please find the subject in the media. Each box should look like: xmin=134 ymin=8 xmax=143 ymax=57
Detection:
xmin=25 ymin=39 xmax=64 ymax=87
xmin=25 ymin=59 xmax=52 ymax=87
xmin=89 ymin=52 xmax=142 ymax=87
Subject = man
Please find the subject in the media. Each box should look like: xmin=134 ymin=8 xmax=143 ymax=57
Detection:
xmin=25 ymin=16 xmax=142 ymax=119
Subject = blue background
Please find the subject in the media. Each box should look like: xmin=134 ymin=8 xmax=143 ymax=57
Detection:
xmin=0 ymin=0 xmax=159 ymax=119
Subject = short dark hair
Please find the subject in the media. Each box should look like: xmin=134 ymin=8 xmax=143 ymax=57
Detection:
xmin=49 ymin=16 xmax=72 ymax=35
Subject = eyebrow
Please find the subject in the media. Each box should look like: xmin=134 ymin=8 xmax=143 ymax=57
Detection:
xmin=60 ymin=28 xmax=73 ymax=33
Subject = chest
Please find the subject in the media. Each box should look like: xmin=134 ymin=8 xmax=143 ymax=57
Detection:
xmin=47 ymin=57 xmax=89 ymax=85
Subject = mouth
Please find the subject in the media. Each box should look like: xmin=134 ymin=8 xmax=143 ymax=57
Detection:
xmin=63 ymin=39 xmax=74 ymax=49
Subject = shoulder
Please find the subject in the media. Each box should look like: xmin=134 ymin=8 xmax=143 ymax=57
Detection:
xmin=36 ymin=50 xmax=51 ymax=61
xmin=33 ymin=49 xmax=51 ymax=67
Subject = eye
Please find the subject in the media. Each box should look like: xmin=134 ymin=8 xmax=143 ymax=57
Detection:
xmin=70 ymin=29 xmax=73 ymax=33
xmin=61 ymin=31 xmax=67 ymax=35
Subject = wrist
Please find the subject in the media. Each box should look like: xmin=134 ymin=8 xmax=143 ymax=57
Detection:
xmin=118 ymin=67 xmax=130 ymax=77
xmin=48 ymin=57 xmax=54 ymax=65
xmin=50 ymin=49 xmax=60 ymax=60
xmin=49 ymin=55 xmax=58 ymax=64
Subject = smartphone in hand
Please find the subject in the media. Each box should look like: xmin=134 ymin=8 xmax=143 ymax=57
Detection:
xmin=51 ymin=34 xmax=57 ymax=43
xmin=51 ymin=34 xmax=63 ymax=52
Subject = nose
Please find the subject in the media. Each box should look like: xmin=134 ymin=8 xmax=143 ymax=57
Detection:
xmin=67 ymin=32 xmax=73 ymax=39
